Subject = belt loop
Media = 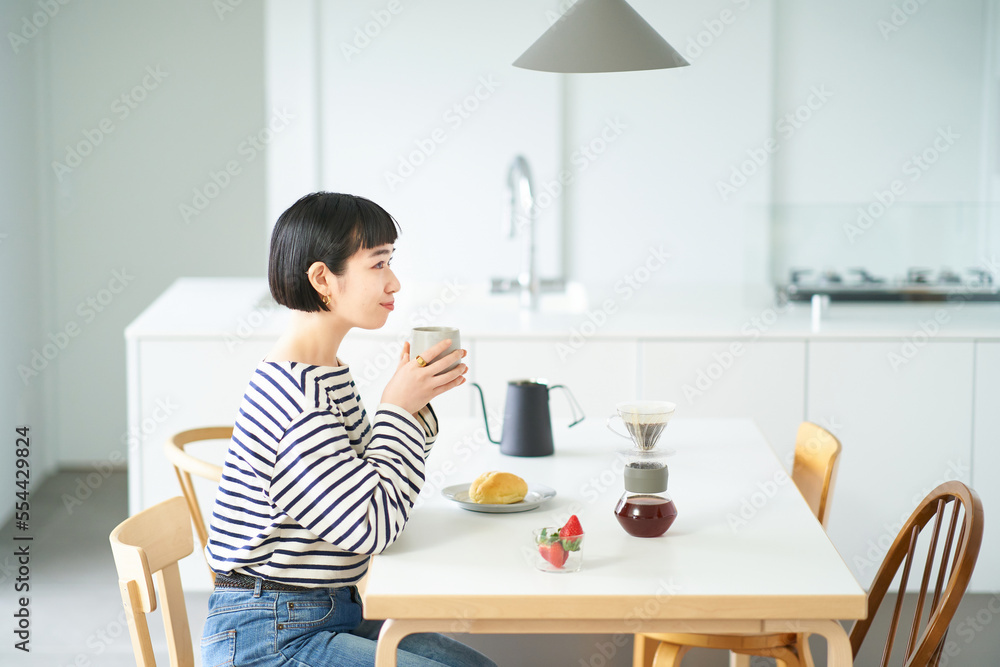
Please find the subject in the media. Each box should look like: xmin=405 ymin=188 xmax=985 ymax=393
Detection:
xmin=253 ymin=576 xmax=263 ymax=598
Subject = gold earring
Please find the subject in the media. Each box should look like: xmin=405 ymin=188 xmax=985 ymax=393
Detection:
xmin=322 ymin=295 xmax=331 ymax=307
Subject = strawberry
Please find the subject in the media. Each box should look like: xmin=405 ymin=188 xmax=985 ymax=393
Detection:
xmin=538 ymin=541 xmax=568 ymax=568
xmin=559 ymin=515 xmax=584 ymax=552
xmin=560 ymin=515 xmax=583 ymax=538
xmin=537 ymin=528 xmax=569 ymax=568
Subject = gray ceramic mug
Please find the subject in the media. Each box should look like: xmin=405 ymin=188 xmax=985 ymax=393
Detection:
xmin=410 ymin=326 xmax=460 ymax=375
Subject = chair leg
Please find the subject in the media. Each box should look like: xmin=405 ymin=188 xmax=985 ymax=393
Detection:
xmin=652 ymin=641 xmax=690 ymax=667
xmin=796 ymin=633 xmax=815 ymax=667
xmin=729 ymin=652 xmax=751 ymax=667
xmin=633 ymin=635 xmax=659 ymax=667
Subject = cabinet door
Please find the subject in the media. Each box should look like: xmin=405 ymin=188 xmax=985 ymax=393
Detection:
xmin=472 ymin=339 xmax=637 ymax=426
xmin=807 ymin=341 xmax=974 ymax=590
xmin=640 ymin=341 xmax=806 ymax=464
xmin=972 ymin=342 xmax=1000 ymax=591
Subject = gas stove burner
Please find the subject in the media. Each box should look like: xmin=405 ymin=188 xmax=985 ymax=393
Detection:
xmin=968 ymin=268 xmax=994 ymax=286
xmin=821 ymin=269 xmax=842 ymax=284
xmin=849 ymin=268 xmax=885 ymax=284
xmin=779 ymin=266 xmax=1000 ymax=302
xmin=937 ymin=269 xmax=962 ymax=285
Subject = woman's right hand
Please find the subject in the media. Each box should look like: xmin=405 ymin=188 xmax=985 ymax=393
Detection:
xmin=380 ymin=340 xmax=467 ymax=415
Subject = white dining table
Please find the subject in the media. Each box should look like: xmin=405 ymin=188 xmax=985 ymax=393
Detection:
xmin=362 ymin=417 xmax=866 ymax=667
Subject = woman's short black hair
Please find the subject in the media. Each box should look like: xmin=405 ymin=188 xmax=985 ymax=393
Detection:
xmin=268 ymin=192 xmax=400 ymax=312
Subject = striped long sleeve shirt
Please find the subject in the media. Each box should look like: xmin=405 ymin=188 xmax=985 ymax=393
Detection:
xmin=204 ymin=359 xmax=438 ymax=588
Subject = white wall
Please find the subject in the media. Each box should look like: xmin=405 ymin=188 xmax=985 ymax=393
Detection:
xmin=774 ymin=0 xmax=986 ymax=204
xmin=265 ymin=0 xmax=322 ymax=237
xmin=303 ymin=0 xmax=994 ymax=300
xmin=318 ymin=0 xmax=566 ymax=290
xmin=984 ymin=1 xmax=1000 ymax=265
xmin=299 ymin=0 xmax=777 ymax=298
xmin=0 ymin=0 xmax=54 ymax=524
xmin=568 ymin=0 xmax=776 ymax=299
xmin=770 ymin=0 xmax=991 ymax=282
xmin=35 ymin=0 xmax=268 ymax=466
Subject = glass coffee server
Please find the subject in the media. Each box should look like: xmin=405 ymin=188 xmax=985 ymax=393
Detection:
xmin=607 ymin=401 xmax=678 ymax=538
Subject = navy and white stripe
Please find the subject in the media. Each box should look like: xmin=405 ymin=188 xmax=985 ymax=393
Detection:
xmin=205 ymin=360 xmax=438 ymax=588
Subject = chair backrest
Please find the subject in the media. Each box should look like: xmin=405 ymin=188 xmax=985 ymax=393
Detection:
xmin=849 ymin=481 xmax=984 ymax=667
xmin=109 ymin=496 xmax=195 ymax=667
xmin=791 ymin=421 xmax=842 ymax=527
xmin=164 ymin=427 xmax=229 ymax=581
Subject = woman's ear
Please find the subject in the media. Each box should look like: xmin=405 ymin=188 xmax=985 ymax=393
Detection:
xmin=306 ymin=261 xmax=333 ymax=304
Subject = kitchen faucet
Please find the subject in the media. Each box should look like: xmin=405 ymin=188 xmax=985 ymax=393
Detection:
xmin=491 ymin=155 xmax=564 ymax=310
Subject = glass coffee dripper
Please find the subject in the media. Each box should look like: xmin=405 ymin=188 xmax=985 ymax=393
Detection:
xmin=607 ymin=401 xmax=678 ymax=538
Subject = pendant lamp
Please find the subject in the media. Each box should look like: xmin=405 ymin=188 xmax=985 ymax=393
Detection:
xmin=513 ymin=0 xmax=690 ymax=73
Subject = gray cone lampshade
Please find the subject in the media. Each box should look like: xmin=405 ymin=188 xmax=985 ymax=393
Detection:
xmin=513 ymin=0 xmax=690 ymax=73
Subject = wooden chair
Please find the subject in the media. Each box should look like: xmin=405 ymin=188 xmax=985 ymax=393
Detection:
xmin=163 ymin=426 xmax=229 ymax=583
xmin=109 ymin=496 xmax=195 ymax=667
xmin=849 ymin=480 xmax=983 ymax=666
xmin=789 ymin=421 xmax=841 ymax=529
xmin=634 ymin=421 xmax=842 ymax=667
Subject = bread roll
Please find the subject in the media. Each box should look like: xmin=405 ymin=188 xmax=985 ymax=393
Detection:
xmin=469 ymin=471 xmax=528 ymax=504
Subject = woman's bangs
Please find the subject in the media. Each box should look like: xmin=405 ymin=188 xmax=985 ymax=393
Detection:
xmin=353 ymin=198 xmax=400 ymax=250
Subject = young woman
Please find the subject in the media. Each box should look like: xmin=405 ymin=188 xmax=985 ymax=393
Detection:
xmin=201 ymin=192 xmax=496 ymax=667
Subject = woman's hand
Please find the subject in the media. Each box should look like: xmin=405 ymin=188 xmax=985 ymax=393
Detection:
xmin=381 ymin=340 xmax=467 ymax=415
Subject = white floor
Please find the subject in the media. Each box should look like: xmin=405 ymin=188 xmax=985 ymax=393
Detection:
xmin=2 ymin=472 xmax=996 ymax=667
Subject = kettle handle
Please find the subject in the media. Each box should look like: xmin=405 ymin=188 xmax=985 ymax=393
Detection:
xmin=548 ymin=384 xmax=585 ymax=427
xmin=469 ymin=382 xmax=501 ymax=445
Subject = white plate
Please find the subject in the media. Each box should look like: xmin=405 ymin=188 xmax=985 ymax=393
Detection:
xmin=441 ymin=483 xmax=557 ymax=513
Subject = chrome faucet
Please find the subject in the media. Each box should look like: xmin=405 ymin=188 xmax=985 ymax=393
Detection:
xmin=491 ymin=155 xmax=563 ymax=310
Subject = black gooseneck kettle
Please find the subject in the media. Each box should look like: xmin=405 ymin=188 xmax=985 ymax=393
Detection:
xmin=470 ymin=379 xmax=585 ymax=457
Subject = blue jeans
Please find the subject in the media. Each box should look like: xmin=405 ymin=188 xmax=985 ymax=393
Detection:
xmin=201 ymin=583 xmax=497 ymax=667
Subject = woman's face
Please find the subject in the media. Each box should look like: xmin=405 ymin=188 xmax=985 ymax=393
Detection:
xmin=331 ymin=243 xmax=400 ymax=329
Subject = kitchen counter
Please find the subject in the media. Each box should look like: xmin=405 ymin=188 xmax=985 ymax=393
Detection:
xmin=126 ymin=277 xmax=1000 ymax=341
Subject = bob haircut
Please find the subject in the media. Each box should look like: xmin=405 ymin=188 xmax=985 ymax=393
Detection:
xmin=268 ymin=192 xmax=400 ymax=312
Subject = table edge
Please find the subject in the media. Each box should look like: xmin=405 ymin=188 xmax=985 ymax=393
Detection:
xmin=361 ymin=593 xmax=868 ymax=621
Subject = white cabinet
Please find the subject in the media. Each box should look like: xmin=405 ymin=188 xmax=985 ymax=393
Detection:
xmin=806 ymin=341 xmax=975 ymax=590
xmin=972 ymin=342 xmax=1000 ymax=591
xmin=640 ymin=341 xmax=806 ymax=464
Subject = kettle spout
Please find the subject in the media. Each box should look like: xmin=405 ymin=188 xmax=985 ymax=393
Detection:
xmin=469 ymin=382 xmax=502 ymax=445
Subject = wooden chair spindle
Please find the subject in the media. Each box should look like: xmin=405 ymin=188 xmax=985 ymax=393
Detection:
xmin=905 ymin=499 xmax=947 ymax=659
xmin=928 ymin=500 xmax=961 ymax=618
xmin=881 ymin=525 xmax=919 ymax=667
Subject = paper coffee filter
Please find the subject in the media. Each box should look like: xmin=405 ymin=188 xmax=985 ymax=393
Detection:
xmin=616 ymin=401 xmax=676 ymax=424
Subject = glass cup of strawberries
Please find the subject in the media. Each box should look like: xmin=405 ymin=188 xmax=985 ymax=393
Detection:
xmin=533 ymin=515 xmax=584 ymax=573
